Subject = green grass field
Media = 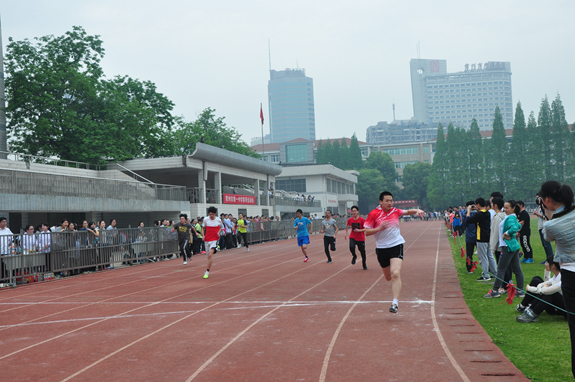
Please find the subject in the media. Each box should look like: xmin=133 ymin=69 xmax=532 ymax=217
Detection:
xmin=448 ymin=218 xmax=572 ymax=381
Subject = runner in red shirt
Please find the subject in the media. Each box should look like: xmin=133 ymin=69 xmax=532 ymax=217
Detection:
xmin=202 ymin=206 xmax=224 ymax=279
xmin=345 ymin=205 xmax=367 ymax=270
xmin=356 ymin=191 xmax=424 ymax=314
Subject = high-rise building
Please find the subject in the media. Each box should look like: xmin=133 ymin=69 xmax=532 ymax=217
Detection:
xmin=268 ymin=68 xmax=315 ymax=143
xmin=410 ymin=59 xmax=513 ymax=130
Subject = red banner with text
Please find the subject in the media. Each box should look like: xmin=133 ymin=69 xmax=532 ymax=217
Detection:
xmin=223 ymin=194 xmax=256 ymax=205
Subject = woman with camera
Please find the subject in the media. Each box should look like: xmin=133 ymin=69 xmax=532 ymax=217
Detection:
xmin=539 ymin=180 xmax=575 ymax=378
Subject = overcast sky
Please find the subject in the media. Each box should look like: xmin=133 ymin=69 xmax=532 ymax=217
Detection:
xmin=2 ymin=1 xmax=574 ymax=144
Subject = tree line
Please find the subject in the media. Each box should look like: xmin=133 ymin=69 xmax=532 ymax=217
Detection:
xmin=4 ymin=27 xmax=256 ymax=164
xmin=426 ymin=96 xmax=572 ymax=210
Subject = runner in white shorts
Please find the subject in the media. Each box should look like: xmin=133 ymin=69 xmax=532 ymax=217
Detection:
xmin=202 ymin=206 xmax=225 ymax=279
xmin=356 ymin=191 xmax=424 ymax=314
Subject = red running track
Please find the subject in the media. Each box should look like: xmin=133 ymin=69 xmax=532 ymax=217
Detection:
xmin=0 ymin=221 xmax=528 ymax=382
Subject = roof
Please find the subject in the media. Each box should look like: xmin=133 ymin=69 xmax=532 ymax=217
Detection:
xmin=277 ymin=164 xmax=358 ymax=183
xmin=251 ymin=137 xmax=368 ymax=154
xmin=190 ymin=143 xmax=282 ymax=176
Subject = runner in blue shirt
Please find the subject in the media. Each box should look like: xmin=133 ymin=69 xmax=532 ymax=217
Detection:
xmin=293 ymin=209 xmax=312 ymax=262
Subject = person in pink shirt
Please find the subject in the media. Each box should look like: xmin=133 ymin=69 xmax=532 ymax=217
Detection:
xmin=356 ymin=191 xmax=424 ymax=314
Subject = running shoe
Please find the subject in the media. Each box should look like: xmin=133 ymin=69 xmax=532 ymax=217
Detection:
xmin=246 ymin=248 xmax=249 ymax=252
xmin=183 ymin=261 xmax=187 ymax=265
xmin=201 ymin=251 xmax=206 ymax=254
xmin=389 ymin=303 xmax=398 ymax=314
xmin=516 ymin=291 xmax=525 ymax=298
xmin=484 ymin=289 xmax=500 ymax=298
xmin=203 ymin=271 xmax=209 ymax=279
xmin=476 ymin=276 xmax=491 ymax=282
xmin=351 ymin=255 xmax=357 ymax=265
xmin=304 ymin=256 xmax=309 ymax=262
xmin=524 ymin=258 xmax=534 ymax=264
xmin=516 ymin=308 xmax=538 ymax=323
xmin=327 ymin=260 xmax=332 ymax=264
xmin=363 ymin=265 xmax=368 ymax=270
xmin=516 ymin=303 xmax=526 ymax=312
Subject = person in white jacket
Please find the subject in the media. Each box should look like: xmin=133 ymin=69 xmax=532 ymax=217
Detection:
xmin=516 ymin=254 xmax=566 ymax=323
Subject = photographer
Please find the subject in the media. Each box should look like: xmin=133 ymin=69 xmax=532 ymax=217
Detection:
xmin=534 ymin=193 xmax=554 ymax=263
xmin=539 ymin=180 xmax=575 ymax=379
xmin=517 ymin=201 xmax=534 ymax=264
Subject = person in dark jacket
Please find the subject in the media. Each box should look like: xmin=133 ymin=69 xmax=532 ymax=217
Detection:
xmin=462 ymin=201 xmax=477 ymax=273
xmin=465 ymin=197 xmax=497 ymax=281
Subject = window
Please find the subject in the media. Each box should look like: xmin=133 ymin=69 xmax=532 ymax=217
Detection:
xmin=276 ymin=179 xmax=306 ymax=193
xmin=286 ymin=144 xmax=308 ymax=163
xmin=423 ymin=146 xmax=429 ymax=153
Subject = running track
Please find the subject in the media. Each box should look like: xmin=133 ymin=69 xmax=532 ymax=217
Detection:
xmin=0 ymin=221 xmax=528 ymax=381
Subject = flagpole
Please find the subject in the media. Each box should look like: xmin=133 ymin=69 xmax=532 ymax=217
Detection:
xmin=261 ymin=103 xmax=265 ymax=161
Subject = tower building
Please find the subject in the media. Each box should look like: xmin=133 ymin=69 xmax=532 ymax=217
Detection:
xmin=410 ymin=58 xmax=513 ymax=130
xmin=268 ymin=68 xmax=315 ymax=143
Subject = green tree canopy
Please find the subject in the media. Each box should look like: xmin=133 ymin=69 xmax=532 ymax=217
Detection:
xmin=365 ymin=151 xmax=398 ymax=182
xmin=5 ymin=26 xmax=176 ymax=163
xmin=402 ymin=162 xmax=432 ymax=207
xmin=348 ymin=134 xmax=363 ymax=170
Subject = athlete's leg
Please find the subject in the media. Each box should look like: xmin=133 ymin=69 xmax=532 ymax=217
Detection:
xmin=358 ymin=241 xmax=367 ymax=268
xmin=323 ymin=235 xmax=331 ymax=261
xmin=389 ymin=258 xmax=403 ymax=300
xmin=207 ymin=248 xmax=215 ymax=270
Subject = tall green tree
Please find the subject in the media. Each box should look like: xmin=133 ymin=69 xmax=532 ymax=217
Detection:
xmin=331 ymin=140 xmax=341 ymax=168
xmin=538 ymin=96 xmax=553 ymax=181
xmin=316 ymin=140 xmax=333 ymax=165
xmin=467 ymin=118 xmax=485 ymax=198
xmin=508 ymin=102 xmax=529 ymax=199
xmin=550 ymin=94 xmax=570 ymax=182
xmin=339 ymin=139 xmax=350 ymax=169
xmin=4 ymin=26 xmax=175 ymax=163
xmin=427 ymin=123 xmax=447 ymax=209
xmin=356 ymin=169 xmax=386 ymax=212
xmin=348 ymin=134 xmax=363 ymax=170
xmin=402 ymin=162 xmax=432 ymax=207
xmin=485 ymin=106 xmax=509 ymax=194
xmin=524 ymin=111 xmax=545 ymax=197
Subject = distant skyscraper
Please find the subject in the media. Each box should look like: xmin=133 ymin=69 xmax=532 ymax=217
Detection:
xmin=366 ymin=119 xmax=437 ymax=145
xmin=268 ymin=68 xmax=315 ymax=143
xmin=410 ymin=59 xmax=513 ymax=130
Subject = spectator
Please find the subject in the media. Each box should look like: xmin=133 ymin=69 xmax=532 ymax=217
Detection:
xmin=465 ymin=198 xmax=497 ymax=282
xmin=490 ymin=197 xmax=510 ymax=293
xmin=533 ymin=193 xmax=554 ymax=264
xmin=517 ymin=201 xmax=534 ymax=263
xmin=539 ymin=180 xmax=575 ymax=379
xmin=484 ymin=200 xmax=525 ymax=298
xmin=452 ymin=212 xmax=462 ymax=236
xmin=462 ymin=201 xmax=478 ymax=274
xmin=107 ymin=219 xmax=117 ymax=230
xmin=516 ymin=254 xmax=565 ymax=323
xmin=22 ymin=224 xmax=37 ymax=253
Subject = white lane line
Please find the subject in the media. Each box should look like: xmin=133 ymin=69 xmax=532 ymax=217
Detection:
xmin=318 ymin=221 xmax=434 ymax=382
xmin=0 ymin=299 xmax=434 ymax=306
xmin=430 ymin=224 xmax=471 ymax=382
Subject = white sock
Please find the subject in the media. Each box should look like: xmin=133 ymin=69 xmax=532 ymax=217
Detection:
xmin=392 ymin=299 xmax=398 ymax=306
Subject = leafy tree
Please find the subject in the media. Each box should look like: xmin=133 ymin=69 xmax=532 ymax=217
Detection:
xmin=172 ymin=108 xmax=258 ymax=158
xmin=427 ymin=123 xmax=447 ymax=209
xmin=467 ymin=118 xmax=485 ymax=198
xmin=348 ymin=134 xmax=363 ymax=170
xmin=538 ymin=96 xmax=552 ymax=181
xmin=356 ymin=169 xmax=385 ymax=212
xmin=524 ymin=111 xmax=545 ymax=197
xmin=4 ymin=26 xmax=175 ymax=163
xmin=365 ymin=151 xmax=398 ymax=182
xmin=316 ymin=140 xmax=333 ymax=165
xmin=402 ymin=162 xmax=431 ymax=207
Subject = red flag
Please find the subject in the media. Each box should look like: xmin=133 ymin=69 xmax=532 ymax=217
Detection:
xmin=470 ymin=261 xmax=478 ymax=272
xmin=260 ymin=105 xmax=264 ymax=125
xmin=460 ymin=247 xmax=465 ymax=258
xmin=505 ymin=283 xmax=517 ymax=304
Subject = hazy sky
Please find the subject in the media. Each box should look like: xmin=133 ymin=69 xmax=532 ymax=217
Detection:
xmin=2 ymin=1 xmax=574 ymax=144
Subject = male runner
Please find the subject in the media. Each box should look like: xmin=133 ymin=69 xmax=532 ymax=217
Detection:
xmin=357 ymin=191 xmax=424 ymax=314
xmin=172 ymin=214 xmax=193 ymax=265
xmin=319 ymin=210 xmax=338 ymax=263
xmin=202 ymin=206 xmax=224 ymax=279
xmin=293 ymin=209 xmax=312 ymax=262
xmin=237 ymin=213 xmax=249 ymax=251
xmin=345 ymin=205 xmax=367 ymax=270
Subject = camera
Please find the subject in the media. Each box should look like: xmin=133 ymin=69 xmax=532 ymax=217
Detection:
xmin=536 ymin=197 xmax=543 ymax=206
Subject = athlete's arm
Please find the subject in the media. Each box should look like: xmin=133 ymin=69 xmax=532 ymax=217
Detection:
xmin=404 ymin=209 xmax=425 ymax=217
xmin=334 ymin=222 xmax=339 ymax=235
xmin=357 ymin=221 xmax=389 ymax=236
xmin=345 ymin=223 xmax=349 ymax=239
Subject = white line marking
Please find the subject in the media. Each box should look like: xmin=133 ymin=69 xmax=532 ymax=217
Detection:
xmin=431 ymin=224 xmax=471 ymax=382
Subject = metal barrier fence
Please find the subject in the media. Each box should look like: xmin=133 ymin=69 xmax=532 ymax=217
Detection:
xmin=0 ymin=227 xmax=179 ymax=285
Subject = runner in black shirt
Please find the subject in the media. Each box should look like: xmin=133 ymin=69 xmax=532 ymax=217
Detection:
xmin=172 ymin=214 xmax=193 ymax=265
xmin=517 ymin=201 xmax=534 ymax=263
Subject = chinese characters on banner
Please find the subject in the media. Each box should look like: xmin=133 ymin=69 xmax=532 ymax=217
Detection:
xmin=223 ymin=194 xmax=256 ymax=205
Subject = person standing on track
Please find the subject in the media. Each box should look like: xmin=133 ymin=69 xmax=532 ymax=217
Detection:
xmin=202 ymin=207 xmax=224 ymax=279
xmin=294 ymin=209 xmax=312 ymax=262
xmin=172 ymin=214 xmax=193 ymax=265
xmin=319 ymin=210 xmax=338 ymax=263
xmin=345 ymin=205 xmax=367 ymax=270
xmin=355 ymin=191 xmax=424 ymax=314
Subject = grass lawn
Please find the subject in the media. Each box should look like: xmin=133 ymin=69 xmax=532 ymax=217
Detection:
xmin=447 ymin=218 xmax=572 ymax=382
